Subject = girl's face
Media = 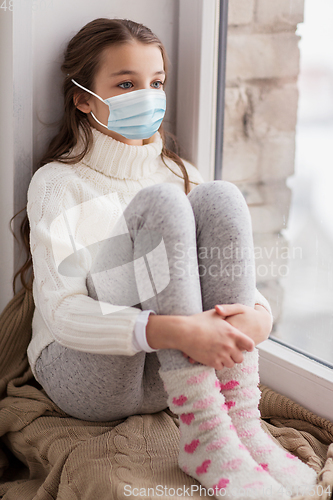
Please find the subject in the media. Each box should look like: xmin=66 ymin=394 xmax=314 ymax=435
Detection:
xmin=77 ymin=41 xmax=165 ymax=146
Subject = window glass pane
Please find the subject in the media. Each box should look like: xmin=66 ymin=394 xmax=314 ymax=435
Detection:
xmin=271 ymin=0 xmax=333 ymax=366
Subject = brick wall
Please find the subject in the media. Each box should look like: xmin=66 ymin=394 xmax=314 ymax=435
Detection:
xmin=222 ymin=0 xmax=304 ymax=322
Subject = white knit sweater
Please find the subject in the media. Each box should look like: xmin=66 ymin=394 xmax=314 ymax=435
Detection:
xmin=26 ymin=127 xmax=272 ymax=379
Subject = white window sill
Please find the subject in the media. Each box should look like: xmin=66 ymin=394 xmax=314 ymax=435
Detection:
xmin=258 ymin=338 xmax=333 ymax=422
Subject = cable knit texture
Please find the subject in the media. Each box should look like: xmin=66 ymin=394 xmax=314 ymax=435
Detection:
xmin=26 ymin=126 xmax=272 ymax=381
xmin=26 ymin=128 xmax=204 ymax=380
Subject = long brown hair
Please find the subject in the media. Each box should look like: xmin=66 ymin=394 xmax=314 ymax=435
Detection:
xmin=11 ymin=18 xmax=199 ymax=294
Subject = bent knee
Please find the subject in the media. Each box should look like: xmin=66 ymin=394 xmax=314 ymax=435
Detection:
xmin=190 ymin=179 xmax=241 ymax=197
xmin=189 ymin=180 xmax=247 ymax=208
xmin=135 ymin=183 xmax=190 ymax=214
xmin=138 ymin=182 xmax=186 ymax=200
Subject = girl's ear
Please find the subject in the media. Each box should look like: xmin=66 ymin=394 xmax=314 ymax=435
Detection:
xmin=73 ymin=91 xmax=92 ymax=114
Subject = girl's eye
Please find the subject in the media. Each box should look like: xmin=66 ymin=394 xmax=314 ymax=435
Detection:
xmin=151 ymin=81 xmax=164 ymax=89
xmin=118 ymin=81 xmax=133 ymax=89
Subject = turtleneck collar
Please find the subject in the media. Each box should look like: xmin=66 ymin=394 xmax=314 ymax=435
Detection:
xmin=69 ymin=126 xmax=164 ymax=180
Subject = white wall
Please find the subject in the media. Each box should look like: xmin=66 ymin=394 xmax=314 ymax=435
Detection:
xmin=0 ymin=10 xmax=14 ymax=311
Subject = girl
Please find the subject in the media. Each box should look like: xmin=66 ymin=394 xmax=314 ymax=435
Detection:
xmin=18 ymin=18 xmax=316 ymax=499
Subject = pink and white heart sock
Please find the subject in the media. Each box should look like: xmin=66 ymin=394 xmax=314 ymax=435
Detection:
xmin=216 ymin=348 xmax=318 ymax=497
xmin=159 ymin=364 xmax=290 ymax=500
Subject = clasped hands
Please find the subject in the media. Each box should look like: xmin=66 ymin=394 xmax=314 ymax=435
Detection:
xmin=182 ymin=303 xmax=273 ymax=368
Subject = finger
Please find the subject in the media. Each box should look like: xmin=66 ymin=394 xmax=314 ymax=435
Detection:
xmin=221 ymin=357 xmax=235 ymax=369
xmin=215 ymin=305 xmax=226 ymax=318
xmin=223 ymin=360 xmax=235 ymax=369
xmin=215 ymin=303 xmax=245 ymax=317
xmin=237 ymin=333 xmax=255 ymax=352
xmin=224 ymin=322 xmax=255 ymax=352
xmin=231 ymin=351 xmax=244 ymax=364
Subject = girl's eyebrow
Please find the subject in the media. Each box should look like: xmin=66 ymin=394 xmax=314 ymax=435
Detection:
xmin=110 ymin=70 xmax=166 ymax=77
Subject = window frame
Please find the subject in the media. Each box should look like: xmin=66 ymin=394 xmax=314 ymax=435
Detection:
xmin=258 ymin=339 xmax=333 ymax=421
xmin=176 ymin=0 xmax=220 ymax=182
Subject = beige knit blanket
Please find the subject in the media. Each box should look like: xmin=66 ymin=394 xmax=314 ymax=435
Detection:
xmin=0 ymin=281 xmax=332 ymax=499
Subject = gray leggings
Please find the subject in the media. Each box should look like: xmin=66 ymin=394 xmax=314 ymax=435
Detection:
xmin=35 ymin=181 xmax=256 ymax=422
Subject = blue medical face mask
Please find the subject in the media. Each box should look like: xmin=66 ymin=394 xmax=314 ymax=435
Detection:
xmin=71 ymin=79 xmax=166 ymax=140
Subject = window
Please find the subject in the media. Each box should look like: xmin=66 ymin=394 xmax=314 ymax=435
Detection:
xmin=257 ymin=0 xmax=333 ymax=420
xmin=270 ymin=0 xmax=333 ymax=368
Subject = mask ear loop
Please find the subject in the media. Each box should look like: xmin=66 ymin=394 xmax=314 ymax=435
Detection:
xmin=71 ymin=78 xmax=109 ymax=129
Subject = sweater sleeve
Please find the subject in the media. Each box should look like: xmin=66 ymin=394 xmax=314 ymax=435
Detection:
xmin=254 ymin=288 xmax=273 ymax=322
xmin=27 ymin=166 xmax=143 ymax=356
xmin=132 ymin=310 xmax=158 ymax=352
